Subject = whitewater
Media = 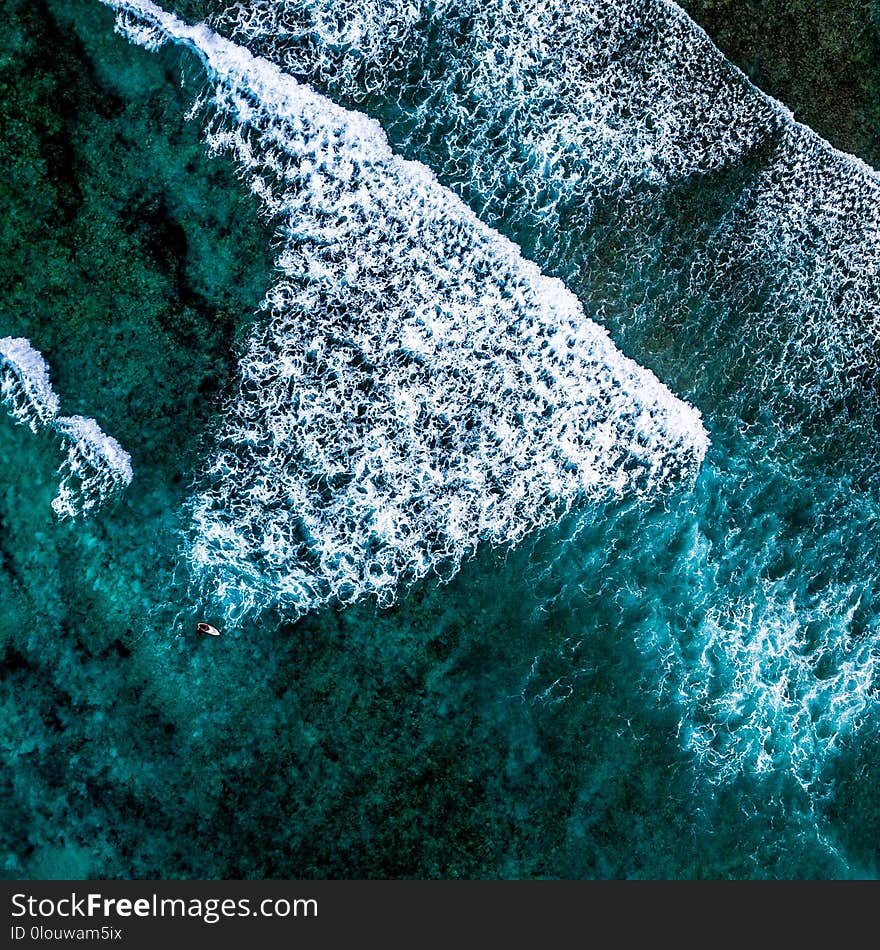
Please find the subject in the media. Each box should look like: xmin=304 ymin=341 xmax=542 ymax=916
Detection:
xmin=13 ymin=0 xmax=880 ymax=881
xmin=81 ymin=0 xmax=880 ymax=804
xmin=156 ymin=0 xmax=880 ymax=793
xmin=210 ymin=0 xmax=880 ymax=428
xmin=99 ymin=0 xmax=708 ymax=627
xmin=0 ymin=337 xmax=133 ymax=519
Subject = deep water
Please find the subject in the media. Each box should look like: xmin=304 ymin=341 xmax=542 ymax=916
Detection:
xmin=2 ymin=0 xmax=880 ymax=880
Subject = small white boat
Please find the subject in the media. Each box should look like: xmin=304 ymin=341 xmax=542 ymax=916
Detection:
xmin=196 ymin=621 xmax=221 ymax=637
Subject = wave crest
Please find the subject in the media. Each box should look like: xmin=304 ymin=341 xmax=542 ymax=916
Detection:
xmin=212 ymin=0 xmax=880 ymax=425
xmin=101 ymin=0 xmax=708 ymax=623
xmin=0 ymin=337 xmax=133 ymax=519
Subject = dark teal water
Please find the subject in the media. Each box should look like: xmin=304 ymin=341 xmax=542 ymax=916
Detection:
xmin=2 ymin=0 xmax=880 ymax=879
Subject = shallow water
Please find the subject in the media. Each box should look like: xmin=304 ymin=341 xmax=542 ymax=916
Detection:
xmin=2 ymin=0 xmax=880 ymax=879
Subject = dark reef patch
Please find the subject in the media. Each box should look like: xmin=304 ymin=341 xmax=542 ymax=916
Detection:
xmin=681 ymin=0 xmax=880 ymax=168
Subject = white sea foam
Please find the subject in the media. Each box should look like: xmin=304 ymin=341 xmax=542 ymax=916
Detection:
xmin=211 ymin=0 xmax=880 ymax=421
xmin=51 ymin=415 xmax=134 ymax=520
xmin=99 ymin=0 xmax=707 ymax=624
xmin=638 ymin=495 xmax=880 ymax=789
xmin=673 ymin=592 xmax=879 ymax=788
xmin=215 ymin=0 xmax=781 ymax=186
xmin=195 ymin=0 xmax=880 ymax=783
xmin=0 ymin=337 xmax=61 ymax=431
xmin=0 ymin=337 xmax=132 ymax=518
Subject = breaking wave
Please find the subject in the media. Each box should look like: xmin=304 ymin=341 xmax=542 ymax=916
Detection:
xmin=100 ymin=0 xmax=707 ymax=625
xmin=0 ymin=336 xmax=60 ymax=431
xmin=0 ymin=337 xmax=133 ymax=519
xmin=212 ymin=0 xmax=880 ymax=426
xmin=51 ymin=415 xmax=134 ymax=521
xmin=198 ymin=0 xmax=880 ymax=788
xmin=96 ymin=0 xmax=880 ymax=793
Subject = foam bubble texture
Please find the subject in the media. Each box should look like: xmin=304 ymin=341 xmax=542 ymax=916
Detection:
xmin=51 ymin=415 xmax=134 ymax=520
xmin=675 ymin=593 xmax=879 ymax=786
xmin=0 ymin=337 xmax=61 ymax=431
xmin=211 ymin=0 xmax=880 ymax=423
xmin=201 ymin=0 xmax=880 ymax=787
xmin=215 ymin=0 xmax=781 ymax=190
xmin=99 ymin=0 xmax=708 ymax=624
xmin=0 ymin=337 xmax=133 ymax=519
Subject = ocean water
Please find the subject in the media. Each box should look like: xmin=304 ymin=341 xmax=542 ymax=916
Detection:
xmin=1 ymin=0 xmax=879 ymax=879
xmin=680 ymin=0 xmax=880 ymax=169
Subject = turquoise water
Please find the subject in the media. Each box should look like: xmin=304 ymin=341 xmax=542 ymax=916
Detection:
xmin=2 ymin=0 xmax=880 ymax=879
